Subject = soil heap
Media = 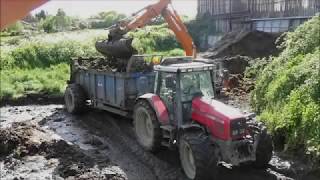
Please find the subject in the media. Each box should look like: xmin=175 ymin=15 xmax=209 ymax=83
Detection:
xmin=201 ymin=30 xmax=280 ymax=97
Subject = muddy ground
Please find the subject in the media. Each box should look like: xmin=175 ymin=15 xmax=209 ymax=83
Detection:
xmin=0 ymin=104 xmax=319 ymax=180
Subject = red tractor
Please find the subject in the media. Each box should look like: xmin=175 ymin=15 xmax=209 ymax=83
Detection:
xmin=130 ymin=57 xmax=273 ymax=179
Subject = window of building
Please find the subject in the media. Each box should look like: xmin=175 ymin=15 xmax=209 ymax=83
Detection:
xmin=253 ymin=19 xmax=290 ymax=33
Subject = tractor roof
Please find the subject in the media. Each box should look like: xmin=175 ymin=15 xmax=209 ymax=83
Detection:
xmin=154 ymin=56 xmax=215 ymax=73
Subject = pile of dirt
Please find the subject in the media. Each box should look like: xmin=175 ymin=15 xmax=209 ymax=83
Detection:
xmin=0 ymin=121 xmax=124 ymax=179
xmin=73 ymin=57 xmax=129 ymax=72
xmin=73 ymin=56 xmax=154 ymax=73
xmin=0 ymin=122 xmax=38 ymax=158
xmin=201 ymin=30 xmax=281 ymax=75
xmin=201 ymin=30 xmax=281 ymax=98
xmin=202 ymin=30 xmax=280 ymax=59
xmin=223 ymin=74 xmax=255 ymax=98
xmin=216 ymin=55 xmax=251 ymax=74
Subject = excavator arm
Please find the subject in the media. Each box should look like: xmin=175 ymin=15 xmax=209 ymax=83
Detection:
xmin=162 ymin=6 xmax=196 ymax=57
xmin=110 ymin=0 xmax=196 ymax=57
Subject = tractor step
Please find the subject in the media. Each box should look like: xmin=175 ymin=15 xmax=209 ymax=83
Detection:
xmin=160 ymin=125 xmax=176 ymax=149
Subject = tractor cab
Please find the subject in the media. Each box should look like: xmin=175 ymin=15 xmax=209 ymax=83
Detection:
xmin=154 ymin=57 xmax=216 ymax=126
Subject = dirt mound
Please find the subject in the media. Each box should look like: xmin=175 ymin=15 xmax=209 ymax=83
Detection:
xmin=202 ymin=30 xmax=280 ymax=59
xmin=72 ymin=56 xmax=154 ymax=73
xmin=0 ymin=122 xmax=38 ymax=158
xmin=201 ymin=30 xmax=280 ymax=99
xmin=224 ymin=74 xmax=255 ymax=97
xmin=0 ymin=121 xmax=125 ymax=179
xmin=74 ymin=56 xmax=129 ymax=72
xmin=217 ymin=55 xmax=251 ymax=74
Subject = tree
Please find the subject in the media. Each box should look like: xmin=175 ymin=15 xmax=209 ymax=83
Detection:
xmin=56 ymin=8 xmax=66 ymax=17
xmin=54 ymin=9 xmax=71 ymax=31
xmin=35 ymin=10 xmax=47 ymax=20
xmin=40 ymin=16 xmax=56 ymax=33
xmin=23 ymin=14 xmax=37 ymax=23
xmin=90 ymin=11 xmax=126 ymax=29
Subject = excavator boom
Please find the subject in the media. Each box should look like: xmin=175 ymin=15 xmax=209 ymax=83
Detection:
xmin=104 ymin=0 xmax=196 ymax=57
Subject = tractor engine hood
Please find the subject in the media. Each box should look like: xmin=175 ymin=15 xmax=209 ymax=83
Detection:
xmin=191 ymin=97 xmax=246 ymax=140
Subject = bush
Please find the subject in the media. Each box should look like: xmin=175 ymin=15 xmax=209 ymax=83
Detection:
xmin=129 ymin=24 xmax=183 ymax=55
xmin=90 ymin=11 xmax=126 ymax=29
xmin=4 ymin=21 xmax=24 ymax=35
xmin=251 ymin=16 xmax=320 ymax=157
xmin=0 ymin=63 xmax=69 ymax=99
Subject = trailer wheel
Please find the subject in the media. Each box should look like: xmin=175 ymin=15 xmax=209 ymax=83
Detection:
xmin=179 ymin=131 xmax=218 ymax=180
xmin=254 ymin=130 xmax=273 ymax=168
xmin=64 ymin=84 xmax=87 ymax=114
xmin=133 ymin=100 xmax=162 ymax=152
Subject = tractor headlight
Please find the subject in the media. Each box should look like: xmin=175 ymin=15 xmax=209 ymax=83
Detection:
xmin=232 ymin=130 xmax=239 ymax=136
xmin=230 ymin=118 xmax=247 ymax=139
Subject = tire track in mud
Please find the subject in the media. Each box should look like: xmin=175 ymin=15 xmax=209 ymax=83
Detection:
xmin=77 ymin=110 xmax=186 ymax=180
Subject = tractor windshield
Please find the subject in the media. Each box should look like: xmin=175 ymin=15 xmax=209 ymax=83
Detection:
xmin=180 ymin=71 xmax=214 ymax=102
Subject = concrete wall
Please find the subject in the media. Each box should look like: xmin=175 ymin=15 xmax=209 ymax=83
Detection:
xmin=197 ymin=0 xmax=319 ymax=47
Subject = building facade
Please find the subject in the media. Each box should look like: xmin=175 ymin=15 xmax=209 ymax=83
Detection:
xmin=197 ymin=0 xmax=319 ymax=46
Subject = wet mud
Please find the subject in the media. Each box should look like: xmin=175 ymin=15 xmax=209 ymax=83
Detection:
xmin=0 ymin=105 xmax=319 ymax=180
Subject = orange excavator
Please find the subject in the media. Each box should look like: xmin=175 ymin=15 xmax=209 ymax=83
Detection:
xmin=0 ymin=0 xmax=196 ymax=57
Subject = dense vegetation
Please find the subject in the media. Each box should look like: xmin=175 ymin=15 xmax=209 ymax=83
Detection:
xmin=0 ymin=23 xmax=184 ymax=100
xmin=129 ymin=24 xmax=184 ymax=56
xmin=251 ymin=16 xmax=320 ymax=157
xmin=0 ymin=30 xmax=106 ymax=99
xmin=90 ymin=11 xmax=126 ymax=29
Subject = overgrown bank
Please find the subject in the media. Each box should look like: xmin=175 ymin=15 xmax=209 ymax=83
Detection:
xmin=0 ymin=25 xmax=183 ymax=101
xmin=251 ymin=16 xmax=320 ymax=159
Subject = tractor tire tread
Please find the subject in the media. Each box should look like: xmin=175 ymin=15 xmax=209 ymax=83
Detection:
xmin=180 ymin=131 xmax=218 ymax=180
xmin=134 ymin=100 xmax=162 ymax=152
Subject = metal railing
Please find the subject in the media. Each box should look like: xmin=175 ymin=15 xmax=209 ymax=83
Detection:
xmin=198 ymin=0 xmax=320 ymax=18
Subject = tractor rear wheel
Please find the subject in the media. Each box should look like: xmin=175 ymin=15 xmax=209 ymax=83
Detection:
xmin=64 ymin=84 xmax=87 ymax=114
xmin=133 ymin=100 xmax=162 ymax=152
xmin=179 ymin=131 xmax=218 ymax=180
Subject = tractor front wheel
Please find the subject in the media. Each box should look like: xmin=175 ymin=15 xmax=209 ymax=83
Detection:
xmin=254 ymin=130 xmax=273 ymax=168
xmin=179 ymin=131 xmax=218 ymax=180
xmin=133 ymin=100 xmax=162 ymax=152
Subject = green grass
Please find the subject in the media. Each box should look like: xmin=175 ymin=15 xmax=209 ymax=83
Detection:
xmin=251 ymin=16 xmax=320 ymax=158
xmin=0 ymin=26 xmax=184 ymax=101
xmin=0 ymin=64 xmax=69 ymax=100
